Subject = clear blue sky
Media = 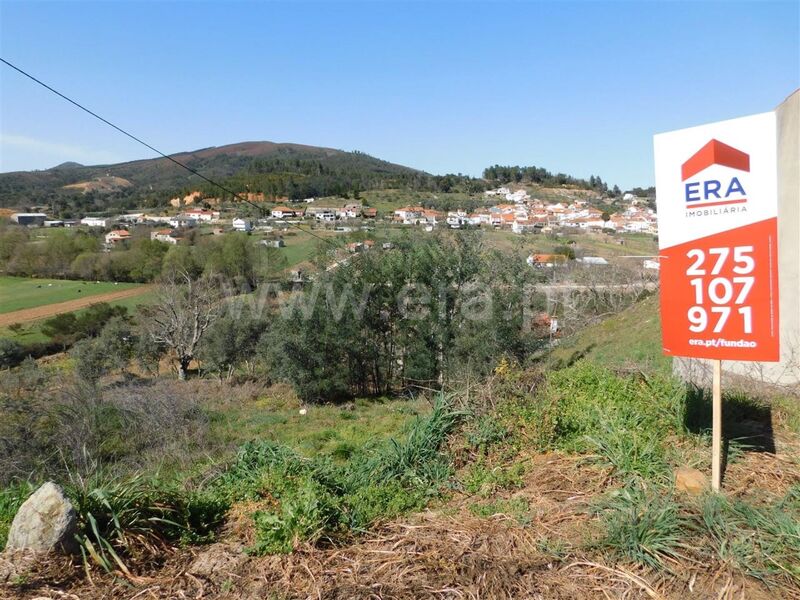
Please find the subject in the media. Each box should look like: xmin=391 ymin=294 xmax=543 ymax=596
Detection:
xmin=1 ymin=1 xmax=797 ymax=189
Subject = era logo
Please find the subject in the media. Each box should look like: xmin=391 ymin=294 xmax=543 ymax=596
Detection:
xmin=681 ymin=139 xmax=750 ymax=205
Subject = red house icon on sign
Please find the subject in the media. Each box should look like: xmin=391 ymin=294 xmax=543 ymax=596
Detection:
xmin=681 ymin=139 xmax=750 ymax=181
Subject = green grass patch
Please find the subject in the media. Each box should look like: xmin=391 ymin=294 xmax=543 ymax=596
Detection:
xmin=0 ymin=291 xmax=156 ymax=345
xmin=0 ymin=276 xmax=141 ymax=314
xmin=548 ymin=295 xmax=670 ymax=374
xmin=209 ymin=397 xmax=463 ymax=554
xmin=594 ymin=483 xmax=686 ymax=570
xmin=499 ymin=362 xmax=685 ymax=482
xmin=207 ymin=394 xmax=429 ymax=460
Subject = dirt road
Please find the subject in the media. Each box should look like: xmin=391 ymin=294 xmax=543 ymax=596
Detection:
xmin=0 ymin=285 xmax=154 ymax=327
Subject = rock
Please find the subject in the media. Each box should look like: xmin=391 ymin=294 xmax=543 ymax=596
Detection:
xmin=675 ymin=467 xmax=708 ymax=496
xmin=4 ymin=482 xmax=77 ymax=554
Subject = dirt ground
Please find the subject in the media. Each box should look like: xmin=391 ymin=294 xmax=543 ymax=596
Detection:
xmin=0 ymin=285 xmax=153 ymax=327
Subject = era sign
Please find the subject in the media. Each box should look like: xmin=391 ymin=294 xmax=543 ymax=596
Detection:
xmin=654 ymin=112 xmax=780 ymax=361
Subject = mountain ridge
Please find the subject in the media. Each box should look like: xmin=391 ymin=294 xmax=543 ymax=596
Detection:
xmin=0 ymin=141 xmax=432 ymax=209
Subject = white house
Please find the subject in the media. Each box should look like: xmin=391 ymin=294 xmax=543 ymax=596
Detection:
xmin=232 ymin=218 xmax=253 ymax=232
xmin=182 ymin=208 xmax=220 ymax=222
xmin=393 ymin=206 xmax=424 ymax=225
xmin=150 ymin=229 xmax=182 ymax=245
xmin=168 ymin=216 xmax=196 ymax=229
xmin=81 ymin=217 xmax=109 ymax=227
xmin=446 ymin=211 xmax=468 ymax=228
xmin=271 ymin=206 xmax=303 ymax=219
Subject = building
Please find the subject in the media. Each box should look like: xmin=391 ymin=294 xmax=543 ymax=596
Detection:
xmin=576 ymin=256 xmax=609 ymax=266
xmin=80 ymin=217 xmax=109 ymax=228
xmin=150 ymin=229 xmax=182 ymax=245
xmin=11 ymin=213 xmax=48 ymax=226
xmin=232 ymin=218 xmax=253 ymax=232
xmin=271 ymin=207 xmax=304 ymax=219
xmin=182 ymin=208 xmax=220 ymax=222
xmin=168 ymin=216 xmax=196 ymax=229
xmin=527 ymin=254 xmax=567 ymax=268
xmin=105 ymin=230 xmax=131 ymax=245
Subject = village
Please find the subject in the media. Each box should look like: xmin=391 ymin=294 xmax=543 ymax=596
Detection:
xmin=7 ymin=186 xmax=657 ymax=251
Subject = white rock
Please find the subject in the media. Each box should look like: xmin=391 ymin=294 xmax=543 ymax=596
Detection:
xmin=5 ymin=482 xmax=78 ymax=554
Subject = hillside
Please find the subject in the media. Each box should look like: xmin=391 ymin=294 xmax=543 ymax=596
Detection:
xmin=2 ymin=297 xmax=799 ymax=599
xmin=0 ymin=141 xmax=438 ymax=209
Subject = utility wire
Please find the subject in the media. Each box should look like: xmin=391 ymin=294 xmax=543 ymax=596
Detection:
xmin=0 ymin=57 xmax=340 ymax=249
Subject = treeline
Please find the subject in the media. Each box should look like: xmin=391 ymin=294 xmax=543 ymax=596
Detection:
xmin=0 ymin=227 xmax=287 ymax=286
xmin=204 ymin=156 xmax=486 ymax=201
xmin=483 ymin=164 xmax=622 ymax=196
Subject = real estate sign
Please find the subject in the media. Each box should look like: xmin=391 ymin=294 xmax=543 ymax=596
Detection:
xmin=654 ymin=112 xmax=780 ymax=361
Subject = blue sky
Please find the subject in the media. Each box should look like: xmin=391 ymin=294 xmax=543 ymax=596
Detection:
xmin=1 ymin=1 xmax=797 ymax=188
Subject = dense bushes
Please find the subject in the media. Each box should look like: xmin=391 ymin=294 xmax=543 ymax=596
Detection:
xmin=0 ymin=366 xmax=214 ymax=486
xmin=41 ymin=302 xmax=128 ymax=348
xmin=262 ymin=233 xmax=547 ymax=401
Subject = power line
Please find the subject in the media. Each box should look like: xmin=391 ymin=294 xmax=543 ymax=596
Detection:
xmin=0 ymin=57 xmax=339 ymax=249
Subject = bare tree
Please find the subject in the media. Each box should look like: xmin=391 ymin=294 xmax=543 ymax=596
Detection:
xmin=142 ymin=271 xmax=225 ymax=380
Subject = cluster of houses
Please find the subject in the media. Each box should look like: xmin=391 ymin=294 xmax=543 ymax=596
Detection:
xmin=392 ymin=193 xmax=657 ymax=235
xmin=269 ymin=203 xmax=377 ymax=221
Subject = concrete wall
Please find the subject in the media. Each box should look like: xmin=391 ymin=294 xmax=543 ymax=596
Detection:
xmin=674 ymin=89 xmax=800 ymax=389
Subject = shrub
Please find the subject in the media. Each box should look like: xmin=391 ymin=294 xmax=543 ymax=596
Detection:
xmin=0 ymin=338 xmax=25 ymax=369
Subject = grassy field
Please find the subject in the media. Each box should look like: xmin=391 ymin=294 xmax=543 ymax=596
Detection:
xmin=208 ymin=389 xmax=431 ymax=462
xmin=0 ymin=288 xmax=156 ymax=343
xmin=0 ymin=276 xmax=141 ymax=314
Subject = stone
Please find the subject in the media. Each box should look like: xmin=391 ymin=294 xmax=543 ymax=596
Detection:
xmin=675 ymin=467 xmax=709 ymax=496
xmin=4 ymin=482 xmax=77 ymax=554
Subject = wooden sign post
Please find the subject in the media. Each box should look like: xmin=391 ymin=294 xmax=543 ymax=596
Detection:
xmin=711 ymin=359 xmax=722 ymax=491
xmin=654 ymin=112 xmax=781 ymax=492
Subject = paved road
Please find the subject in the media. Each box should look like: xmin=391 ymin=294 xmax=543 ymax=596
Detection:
xmin=0 ymin=285 xmax=154 ymax=327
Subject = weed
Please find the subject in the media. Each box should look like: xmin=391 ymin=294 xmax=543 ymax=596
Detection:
xmin=698 ymin=490 xmax=800 ymax=582
xmin=462 ymin=460 xmax=526 ymax=497
xmin=466 ymin=415 xmax=508 ymax=452
xmin=69 ymin=474 xmax=227 ymax=575
xmin=595 ymin=483 xmax=686 ymax=570
xmin=242 ymin=396 xmax=463 ymax=555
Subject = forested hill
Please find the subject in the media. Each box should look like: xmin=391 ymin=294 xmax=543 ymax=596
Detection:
xmin=0 ymin=141 xmax=485 ymax=211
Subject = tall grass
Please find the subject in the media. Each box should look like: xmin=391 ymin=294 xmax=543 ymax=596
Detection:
xmin=595 ymin=483 xmax=687 ymax=569
xmin=500 ymin=362 xmax=684 ymax=481
xmin=0 ymin=483 xmax=32 ymax=551
xmin=699 ymin=488 xmax=800 ymax=583
xmin=68 ymin=474 xmax=227 ymax=575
